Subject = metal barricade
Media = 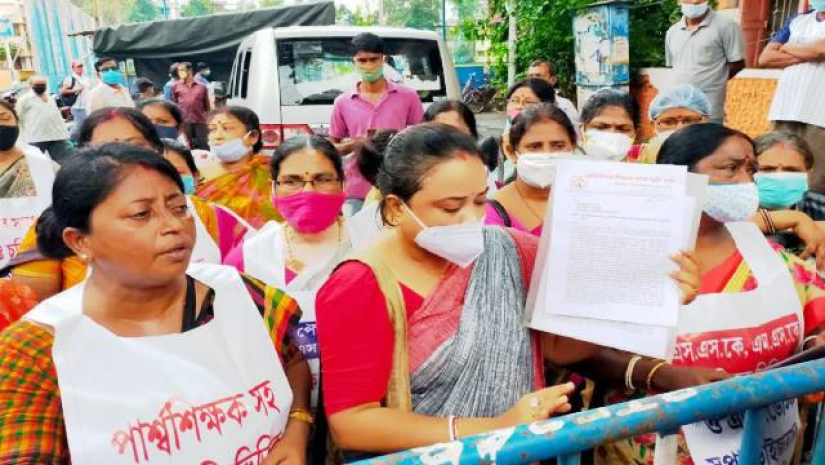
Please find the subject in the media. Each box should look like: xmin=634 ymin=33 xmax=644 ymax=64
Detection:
xmin=355 ymin=359 xmax=825 ymax=464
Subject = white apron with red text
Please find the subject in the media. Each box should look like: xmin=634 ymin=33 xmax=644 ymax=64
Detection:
xmin=188 ymin=196 xmax=223 ymax=265
xmin=0 ymin=146 xmax=54 ymax=267
xmin=674 ymin=222 xmax=803 ymax=465
xmin=25 ymin=263 xmax=293 ymax=465
xmin=241 ymin=221 xmax=350 ymax=408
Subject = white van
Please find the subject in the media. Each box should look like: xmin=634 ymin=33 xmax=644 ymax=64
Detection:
xmin=227 ymin=26 xmax=460 ymax=149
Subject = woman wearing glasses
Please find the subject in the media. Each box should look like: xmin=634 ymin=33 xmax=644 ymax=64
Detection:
xmin=224 ymin=134 xmax=351 ymax=416
xmin=636 ymin=85 xmax=711 ymax=164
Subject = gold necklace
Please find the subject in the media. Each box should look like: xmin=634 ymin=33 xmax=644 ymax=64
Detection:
xmin=284 ymin=218 xmax=343 ymax=273
xmin=515 ymin=182 xmax=545 ymax=223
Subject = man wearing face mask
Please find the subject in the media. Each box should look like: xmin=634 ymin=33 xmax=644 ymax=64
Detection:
xmin=172 ymin=62 xmax=211 ymax=150
xmin=85 ymin=57 xmax=135 ymax=114
xmin=330 ymin=33 xmax=424 ymax=213
xmin=666 ymin=1 xmax=745 ymax=123
xmin=15 ymin=76 xmax=71 ymax=164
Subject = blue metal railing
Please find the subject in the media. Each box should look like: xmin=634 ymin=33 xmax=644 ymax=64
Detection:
xmin=356 ymin=359 xmax=825 ymax=464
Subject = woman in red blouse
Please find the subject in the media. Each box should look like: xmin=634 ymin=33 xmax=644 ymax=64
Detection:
xmin=315 ymin=124 xmax=702 ymax=459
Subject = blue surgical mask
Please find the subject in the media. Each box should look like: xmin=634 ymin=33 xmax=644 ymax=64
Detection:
xmin=681 ymin=2 xmax=709 ymax=19
xmin=811 ymin=0 xmax=825 ymax=11
xmin=154 ymin=124 xmax=179 ymax=139
xmin=100 ymin=69 xmax=125 ymax=86
xmin=755 ymin=172 xmax=808 ymax=210
xmin=210 ymin=133 xmax=251 ymax=162
xmin=181 ymin=175 xmax=197 ymax=195
xmin=704 ymin=182 xmax=759 ymax=223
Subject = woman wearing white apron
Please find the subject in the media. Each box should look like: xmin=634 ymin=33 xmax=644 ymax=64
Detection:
xmin=9 ymin=110 xmax=253 ymax=301
xmin=571 ymin=124 xmax=825 ymax=465
xmin=224 ymin=135 xmax=351 ymax=411
xmin=0 ymin=99 xmax=56 ymax=269
xmin=0 ymin=144 xmax=311 ymax=464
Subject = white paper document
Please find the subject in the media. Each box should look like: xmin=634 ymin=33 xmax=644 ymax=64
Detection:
xmin=543 ymin=160 xmax=688 ymax=326
xmin=526 ymin=160 xmax=707 ymax=359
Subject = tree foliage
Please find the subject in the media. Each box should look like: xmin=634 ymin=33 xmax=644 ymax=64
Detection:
xmin=73 ymin=0 xmax=136 ymax=25
xmin=466 ymin=0 xmax=681 ymax=98
xmin=129 ymin=0 xmax=159 ymax=22
xmin=260 ymin=0 xmax=285 ymax=7
xmin=336 ymin=4 xmax=378 ymax=26
xmin=181 ymin=0 xmax=214 ymax=18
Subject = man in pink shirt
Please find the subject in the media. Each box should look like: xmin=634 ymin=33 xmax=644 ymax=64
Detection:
xmin=330 ymin=33 xmax=424 ymax=206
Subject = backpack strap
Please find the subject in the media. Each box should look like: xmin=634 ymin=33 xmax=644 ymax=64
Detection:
xmin=487 ymin=199 xmax=513 ymax=228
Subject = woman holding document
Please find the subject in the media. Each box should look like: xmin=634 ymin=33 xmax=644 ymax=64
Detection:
xmin=314 ymin=123 xmax=699 ymax=459
xmin=486 ymin=104 xmax=579 ymax=236
xmin=581 ymin=123 xmax=825 ymax=465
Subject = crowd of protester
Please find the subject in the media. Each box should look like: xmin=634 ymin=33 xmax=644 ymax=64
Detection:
xmin=1 ymin=2 xmax=825 ymax=463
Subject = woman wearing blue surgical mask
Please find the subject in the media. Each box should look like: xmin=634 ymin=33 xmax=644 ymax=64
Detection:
xmin=488 ymin=103 xmax=578 ymax=236
xmin=315 ymin=123 xmax=699 ymax=458
xmin=198 ymin=106 xmax=279 ymax=228
xmin=590 ymin=124 xmax=825 ymax=464
xmin=580 ymin=88 xmax=641 ymax=162
xmin=753 ymin=131 xmax=825 ymax=257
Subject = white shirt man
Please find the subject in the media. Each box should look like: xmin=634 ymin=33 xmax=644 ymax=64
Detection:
xmin=760 ymin=5 xmax=825 ymax=193
xmin=16 ymin=76 xmax=71 ymax=163
xmin=85 ymin=58 xmax=135 ymax=114
xmin=526 ymin=60 xmax=581 ymax=130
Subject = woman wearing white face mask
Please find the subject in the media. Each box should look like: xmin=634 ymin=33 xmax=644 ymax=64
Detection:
xmin=580 ymin=88 xmax=640 ymax=162
xmin=315 ymin=123 xmax=700 ymax=459
xmin=587 ymin=124 xmax=825 ymax=464
xmin=487 ymin=103 xmax=578 ymax=236
xmin=198 ymin=106 xmax=280 ymax=228
xmin=637 ymin=85 xmax=711 ymax=164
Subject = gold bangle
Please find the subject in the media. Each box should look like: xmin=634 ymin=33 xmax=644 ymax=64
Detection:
xmin=289 ymin=409 xmax=315 ymax=425
xmin=646 ymin=361 xmax=670 ymax=392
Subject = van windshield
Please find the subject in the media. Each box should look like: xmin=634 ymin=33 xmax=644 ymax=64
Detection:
xmin=277 ymin=37 xmax=446 ymax=106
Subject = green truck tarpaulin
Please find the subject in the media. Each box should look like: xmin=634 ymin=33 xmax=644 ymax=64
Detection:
xmin=92 ymin=1 xmax=335 ymax=89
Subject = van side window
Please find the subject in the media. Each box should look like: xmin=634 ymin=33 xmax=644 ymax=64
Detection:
xmin=228 ymin=53 xmax=238 ymax=97
xmin=240 ymin=49 xmax=252 ymax=99
xmin=277 ymin=37 xmax=446 ymax=106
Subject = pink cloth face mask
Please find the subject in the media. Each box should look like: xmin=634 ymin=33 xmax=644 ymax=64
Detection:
xmin=273 ymin=191 xmax=346 ymax=234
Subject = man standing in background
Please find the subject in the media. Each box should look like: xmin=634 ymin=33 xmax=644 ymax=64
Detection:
xmin=164 ymin=63 xmax=179 ymax=100
xmin=17 ymin=76 xmax=71 ymax=163
xmin=86 ymin=57 xmax=135 ymax=113
xmin=60 ymin=60 xmax=91 ymax=139
xmin=666 ymin=0 xmax=745 ymax=123
xmin=527 ymin=60 xmax=581 ymax=128
xmin=172 ymin=62 xmax=210 ymax=149
xmin=330 ymin=33 xmax=424 ymax=214
xmin=760 ymin=4 xmax=825 ymax=193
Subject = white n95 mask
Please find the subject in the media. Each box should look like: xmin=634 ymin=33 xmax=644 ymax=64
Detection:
xmin=405 ymin=205 xmax=485 ymax=268
xmin=517 ymin=152 xmax=575 ymax=189
xmin=583 ymin=130 xmax=633 ymax=161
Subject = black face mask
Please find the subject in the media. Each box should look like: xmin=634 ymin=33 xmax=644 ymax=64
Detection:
xmin=32 ymin=84 xmax=47 ymax=95
xmin=0 ymin=125 xmax=20 ymax=150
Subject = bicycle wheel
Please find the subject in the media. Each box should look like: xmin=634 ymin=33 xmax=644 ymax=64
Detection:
xmin=466 ymin=91 xmax=486 ymax=114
